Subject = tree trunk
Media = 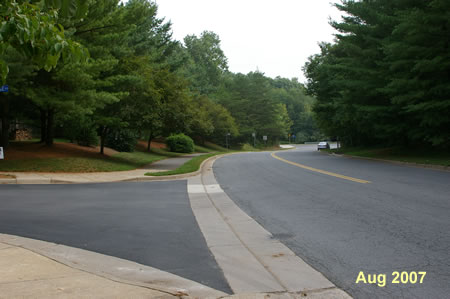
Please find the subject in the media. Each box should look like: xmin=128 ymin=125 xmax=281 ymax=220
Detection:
xmin=147 ymin=132 xmax=153 ymax=152
xmin=100 ymin=126 xmax=108 ymax=155
xmin=40 ymin=109 xmax=47 ymax=143
xmin=0 ymin=98 xmax=10 ymax=148
xmin=45 ymin=109 xmax=54 ymax=146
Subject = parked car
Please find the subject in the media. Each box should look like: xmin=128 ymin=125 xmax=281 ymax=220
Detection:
xmin=317 ymin=141 xmax=330 ymax=150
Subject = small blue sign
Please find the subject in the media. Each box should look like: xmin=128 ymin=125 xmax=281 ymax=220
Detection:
xmin=0 ymin=85 xmax=8 ymax=92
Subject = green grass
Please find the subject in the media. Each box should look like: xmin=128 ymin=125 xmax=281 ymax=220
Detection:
xmin=194 ymin=144 xmax=213 ymax=153
xmin=204 ymin=141 xmax=229 ymax=152
xmin=0 ymin=139 xmax=223 ymax=173
xmin=241 ymin=143 xmax=258 ymax=151
xmin=0 ymin=150 xmax=171 ymax=173
xmin=327 ymin=147 xmax=450 ymax=167
xmin=0 ymin=143 xmax=188 ymax=172
xmin=146 ymin=152 xmax=222 ymax=176
xmin=238 ymin=143 xmax=286 ymax=152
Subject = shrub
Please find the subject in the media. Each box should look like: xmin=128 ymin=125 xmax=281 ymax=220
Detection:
xmin=166 ymin=134 xmax=194 ymax=153
xmin=106 ymin=130 xmax=138 ymax=152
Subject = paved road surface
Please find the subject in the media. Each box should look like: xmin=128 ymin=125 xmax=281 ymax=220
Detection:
xmin=0 ymin=181 xmax=232 ymax=293
xmin=213 ymin=145 xmax=450 ymax=299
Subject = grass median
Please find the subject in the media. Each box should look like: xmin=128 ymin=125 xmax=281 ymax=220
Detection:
xmin=146 ymin=152 xmax=222 ymax=176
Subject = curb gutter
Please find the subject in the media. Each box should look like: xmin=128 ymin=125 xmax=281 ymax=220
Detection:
xmin=187 ymin=154 xmax=353 ymax=298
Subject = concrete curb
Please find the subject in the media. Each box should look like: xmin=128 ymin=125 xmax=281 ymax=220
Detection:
xmin=187 ymin=154 xmax=352 ymax=298
xmin=0 ymin=234 xmax=227 ymax=298
xmin=329 ymin=153 xmax=450 ymax=172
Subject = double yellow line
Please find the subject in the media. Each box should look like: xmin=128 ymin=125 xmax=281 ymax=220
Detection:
xmin=271 ymin=152 xmax=371 ymax=184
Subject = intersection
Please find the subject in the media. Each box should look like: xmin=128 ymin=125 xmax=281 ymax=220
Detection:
xmin=1 ymin=145 xmax=449 ymax=298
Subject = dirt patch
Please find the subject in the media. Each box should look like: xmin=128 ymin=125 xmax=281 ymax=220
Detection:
xmin=3 ymin=142 xmax=118 ymax=160
xmin=0 ymin=174 xmax=15 ymax=179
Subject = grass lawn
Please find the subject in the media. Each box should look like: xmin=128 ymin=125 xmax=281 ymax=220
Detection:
xmin=0 ymin=141 xmax=183 ymax=172
xmin=194 ymin=144 xmax=214 ymax=153
xmin=0 ymin=151 xmax=171 ymax=172
xmin=146 ymin=152 xmax=222 ymax=176
xmin=204 ymin=141 xmax=229 ymax=152
xmin=327 ymin=147 xmax=450 ymax=167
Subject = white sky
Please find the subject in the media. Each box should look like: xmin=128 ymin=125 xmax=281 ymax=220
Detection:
xmin=156 ymin=0 xmax=343 ymax=82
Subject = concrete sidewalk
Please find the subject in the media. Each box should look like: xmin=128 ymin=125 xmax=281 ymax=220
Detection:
xmin=0 ymin=234 xmax=227 ymax=299
xmin=0 ymin=154 xmax=203 ymax=184
xmin=0 ymin=242 xmax=174 ymax=298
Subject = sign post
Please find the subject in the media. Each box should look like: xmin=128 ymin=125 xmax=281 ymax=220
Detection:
xmin=252 ymin=132 xmax=256 ymax=147
xmin=226 ymin=132 xmax=231 ymax=149
xmin=0 ymin=85 xmax=9 ymax=93
xmin=0 ymin=147 xmax=4 ymax=159
xmin=263 ymin=135 xmax=267 ymax=147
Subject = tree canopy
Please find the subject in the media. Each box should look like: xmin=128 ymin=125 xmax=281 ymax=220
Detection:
xmin=304 ymin=0 xmax=450 ymax=148
xmin=1 ymin=0 xmax=321 ymax=150
xmin=0 ymin=0 xmax=89 ymax=83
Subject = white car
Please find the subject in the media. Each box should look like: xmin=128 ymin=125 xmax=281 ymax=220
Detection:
xmin=317 ymin=142 xmax=330 ymax=150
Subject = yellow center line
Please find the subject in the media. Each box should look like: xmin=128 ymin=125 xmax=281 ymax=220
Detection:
xmin=271 ymin=152 xmax=371 ymax=184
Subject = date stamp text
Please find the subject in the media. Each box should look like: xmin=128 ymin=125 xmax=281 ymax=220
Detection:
xmin=355 ymin=271 xmax=426 ymax=287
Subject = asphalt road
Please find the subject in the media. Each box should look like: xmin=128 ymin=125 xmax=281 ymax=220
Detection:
xmin=213 ymin=145 xmax=450 ymax=299
xmin=0 ymin=181 xmax=231 ymax=293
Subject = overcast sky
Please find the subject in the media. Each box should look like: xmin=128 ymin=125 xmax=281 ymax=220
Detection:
xmin=156 ymin=0 xmax=343 ymax=82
